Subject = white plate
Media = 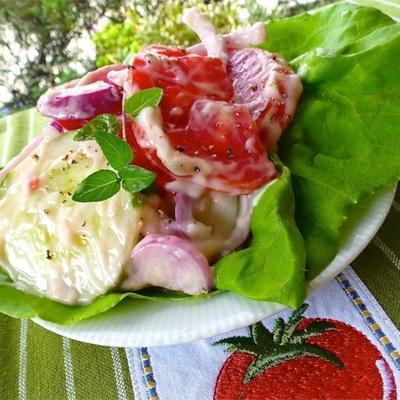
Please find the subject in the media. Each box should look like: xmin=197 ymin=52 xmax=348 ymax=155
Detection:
xmin=33 ymin=187 xmax=396 ymax=347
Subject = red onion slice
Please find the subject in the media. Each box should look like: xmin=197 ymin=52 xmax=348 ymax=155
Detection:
xmin=187 ymin=22 xmax=266 ymax=55
xmin=175 ymin=192 xmax=212 ymax=239
xmin=37 ymin=80 xmax=122 ymax=121
xmin=49 ymin=119 xmax=64 ymax=132
xmin=174 ymin=192 xmax=193 ymax=232
xmin=227 ymin=48 xmax=303 ymax=150
xmin=121 ymin=234 xmax=213 ymax=295
xmin=182 ymin=8 xmax=227 ymax=63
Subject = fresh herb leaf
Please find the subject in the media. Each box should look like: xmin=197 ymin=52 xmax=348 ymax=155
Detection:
xmin=119 ymin=165 xmax=156 ymax=193
xmin=72 ymin=169 xmax=121 ymax=203
xmin=72 ymin=118 xmax=156 ymax=203
xmin=94 ymin=132 xmax=133 ymax=170
xmin=125 ymin=87 xmax=163 ymax=118
xmin=74 ymin=114 xmax=120 ymax=141
xmin=215 ymin=165 xmax=306 ymax=308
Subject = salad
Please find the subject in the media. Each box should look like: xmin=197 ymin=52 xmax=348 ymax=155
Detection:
xmin=0 ymin=8 xmax=302 ymax=305
xmin=0 ymin=2 xmax=399 ymax=324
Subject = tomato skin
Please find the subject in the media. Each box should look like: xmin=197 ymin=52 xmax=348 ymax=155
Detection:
xmin=214 ymin=319 xmax=396 ymax=400
xmin=56 ymin=118 xmax=90 ymax=130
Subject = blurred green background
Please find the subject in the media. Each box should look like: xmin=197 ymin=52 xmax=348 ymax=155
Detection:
xmin=0 ymin=0 xmax=338 ymax=115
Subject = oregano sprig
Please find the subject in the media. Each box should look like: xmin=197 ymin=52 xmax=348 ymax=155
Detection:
xmin=72 ymin=131 xmax=156 ymax=203
xmin=72 ymin=88 xmax=163 ymax=203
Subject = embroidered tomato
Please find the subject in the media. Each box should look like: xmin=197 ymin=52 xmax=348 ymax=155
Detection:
xmin=214 ymin=304 xmax=397 ymax=400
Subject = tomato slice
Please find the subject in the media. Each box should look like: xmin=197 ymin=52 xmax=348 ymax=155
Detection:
xmin=167 ymin=100 xmax=276 ymax=193
xmin=128 ymin=46 xmax=276 ymax=194
xmin=130 ymin=45 xmax=234 ymax=129
xmin=56 ymin=118 xmax=90 ymax=130
xmin=129 ymin=99 xmax=275 ymax=194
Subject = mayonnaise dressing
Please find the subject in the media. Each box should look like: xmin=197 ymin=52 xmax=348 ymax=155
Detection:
xmin=77 ymin=64 xmax=126 ymax=86
xmin=180 ymin=191 xmax=240 ymax=260
xmin=135 ymin=49 xmax=227 ymax=98
xmin=0 ymin=132 xmax=141 ymax=305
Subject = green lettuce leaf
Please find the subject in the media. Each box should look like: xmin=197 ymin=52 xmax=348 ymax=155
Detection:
xmin=0 ymin=268 xmax=214 ymax=325
xmin=264 ymin=2 xmax=400 ymax=278
xmin=215 ymin=165 xmax=306 ymax=307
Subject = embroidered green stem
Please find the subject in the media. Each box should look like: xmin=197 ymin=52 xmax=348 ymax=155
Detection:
xmin=214 ymin=304 xmax=344 ymax=384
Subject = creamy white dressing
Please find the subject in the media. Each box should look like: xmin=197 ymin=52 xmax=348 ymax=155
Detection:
xmin=244 ymin=135 xmax=257 ymax=153
xmin=165 ymin=180 xmax=205 ymax=198
xmin=260 ymin=62 xmax=302 ymax=149
xmin=226 ymin=22 xmax=266 ymax=49
xmin=107 ymin=68 xmax=129 ymax=88
xmin=182 ymin=8 xmax=227 ymax=63
xmin=261 ymin=68 xmax=302 ymax=150
xmin=166 ymin=155 xmax=273 ymax=196
xmin=137 ymin=48 xmax=190 ymax=85
xmin=0 ymin=132 xmax=141 ymax=305
xmin=190 ymin=99 xmax=233 ymax=127
xmin=178 ymin=191 xmax=243 ymax=260
xmin=170 ymin=107 xmax=183 ymax=116
xmin=283 ymin=73 xmax=303 ymax=121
